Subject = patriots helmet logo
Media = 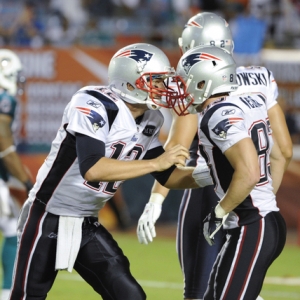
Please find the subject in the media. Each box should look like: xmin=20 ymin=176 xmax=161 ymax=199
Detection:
xmin=76 ymin=107 xmax=106 ymax=132
xmin=186 ymin=20 xmax=203 ymax=28
xmin=181 ymin=52 xmax=221 ymax=75
xmin=115 ymin=49 xmax=154 ymax=71
xmin=212 ymin=117 xmax=243 ymax=139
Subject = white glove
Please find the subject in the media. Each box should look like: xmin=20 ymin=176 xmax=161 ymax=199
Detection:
xmin=203 ymin=203 xmax=228 ymax=246
xmin=192 ymin=162 xmax=213 ymax=188
xmin=137 ymin=193 xmax=164 ymax=245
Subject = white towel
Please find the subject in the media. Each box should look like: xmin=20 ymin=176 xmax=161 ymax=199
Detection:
xmin=55 ymin=216 xmax=84 ymax=273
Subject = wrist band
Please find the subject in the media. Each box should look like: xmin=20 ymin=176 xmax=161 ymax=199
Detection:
xmin=215 ymin=203 xmax=227 ymax=218
xmin=0 ymin=145 xmax=16 ymax=158
xmin=149 ymin=193 xmax=165 ymax=205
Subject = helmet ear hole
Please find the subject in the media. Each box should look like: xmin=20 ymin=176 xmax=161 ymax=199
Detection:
xmin=126 ymin=83 xmax=134 ymax=91
xmin=197 ymin=80 xmax=205 ymax=89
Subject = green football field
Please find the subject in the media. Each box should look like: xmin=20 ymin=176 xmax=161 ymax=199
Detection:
xmin=2 ymin=229 xmax=300 ymax=299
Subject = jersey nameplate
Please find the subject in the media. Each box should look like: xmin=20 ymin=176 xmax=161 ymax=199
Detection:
xmin=237 ymin=72 xmax=267 ymax=86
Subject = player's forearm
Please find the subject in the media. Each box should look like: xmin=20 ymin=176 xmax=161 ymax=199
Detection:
xmin=3 ymin=152 xmax=31 ymax=183
xmin=85 ymin=144 xmax=189 ymax=182
xmin=222 ymin=138 xmax=260 ymax=212
xmin=276 ymin=134 xmax=293 ymax=171
xmin=164 ymin=113 xmax=197 ymax=150
xmin=270 ymin=158 xmax=285 ymax=194
xmin=270 ymin=137 xmax=286 ymax=193
xmin=268 ymin=104 xmax=293 ymax=170
xmin=85 ymin=157 xmax=159 ymax=182
xmin=151 ymin=180 xmax=170 ymax=199
xmin=219 ymin=170 xmax=259 ymax=213
xmin=164 ymin=167 xmax=198 ymax=189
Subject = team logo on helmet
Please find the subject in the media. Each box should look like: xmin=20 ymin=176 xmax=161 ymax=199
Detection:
xmin=186 ymin=20 xmax=203 ymax=28
xmin=181 ymin=52 xmax=221 ymax=75
xmin=115 ymin=49 xmax=154 ymax=71
xmin=212 ymin=117 xmax=243 ymax=139
xmin=76 ymin=106 xmax=106 ymax=132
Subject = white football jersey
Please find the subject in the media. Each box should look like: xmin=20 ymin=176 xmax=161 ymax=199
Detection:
xmin=232 ymin=66 xmax=278 ymax=110
xmin=198 ymin=93 xmax=279 ymax=229
xmin=30 ymin=86 xmax=164 ymax=217
xmin=196 ymin=66 xmax=278 ymax=165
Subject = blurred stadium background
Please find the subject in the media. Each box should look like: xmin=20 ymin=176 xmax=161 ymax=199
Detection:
xmin=1 ymin=0 xmax=300 ymax=298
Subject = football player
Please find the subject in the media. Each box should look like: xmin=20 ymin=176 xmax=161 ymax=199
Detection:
xmin=175 ymin=45 xmax=286 ymax=299
xmin=137 ymin=12 xmax=292 ymax=300
xmin=9 ymin=43 xmax=205 ymax=300
xmin=0 ymin=49 xmax=33 ymax=300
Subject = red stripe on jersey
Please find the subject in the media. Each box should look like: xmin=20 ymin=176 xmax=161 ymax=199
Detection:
xmin=229 ymin=117 xmax=243 ymax=124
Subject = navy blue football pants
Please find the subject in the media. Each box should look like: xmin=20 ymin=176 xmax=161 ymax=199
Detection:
xmin=203 ymin=211 xmax=286 ymax=300
xmin=10 ymin=200 xmax=146 ymax=300
xmin=177 ymin=186 xmax=226 ymax=299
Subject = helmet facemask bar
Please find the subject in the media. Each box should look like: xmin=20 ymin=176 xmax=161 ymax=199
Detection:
xmin=135 ymin=68 xmax=181 ymax=109
xmin=166 ymin=75 xmax=195 ymax=116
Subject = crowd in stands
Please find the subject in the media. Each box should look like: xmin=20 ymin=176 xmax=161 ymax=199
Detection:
xmin=0 ymin=0 xmax=299 ymax=142
xmin=0 ymin=0 xmax=299 ymax=49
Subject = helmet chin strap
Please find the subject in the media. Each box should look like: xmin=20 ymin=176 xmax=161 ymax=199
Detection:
xmin=110 ymin=86 xmax=161 ymax=110
xmin=145 ymin=95 xmax=161 ymax=110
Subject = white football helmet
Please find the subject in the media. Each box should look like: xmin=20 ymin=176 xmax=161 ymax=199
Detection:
xmin=178 ymin=12 xmax=234 ymax=55
xmin=0 ymin=49 xmax=23 ymax=96
xmin=108 ymin=43 xmax=180 ymax=110
xmin=173 ymin=46 xmax=238 ymax=115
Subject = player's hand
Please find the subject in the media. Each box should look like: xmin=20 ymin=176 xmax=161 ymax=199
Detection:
xmin=192 ymin=163 xmax=213 ymax=187
xmin=203 ymin=204 xmax=228 ymax=246
xmin=154 ymin=144 xmax=189 ymax=171
xmin=137 ymin=195 xmax=163 ymax=244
